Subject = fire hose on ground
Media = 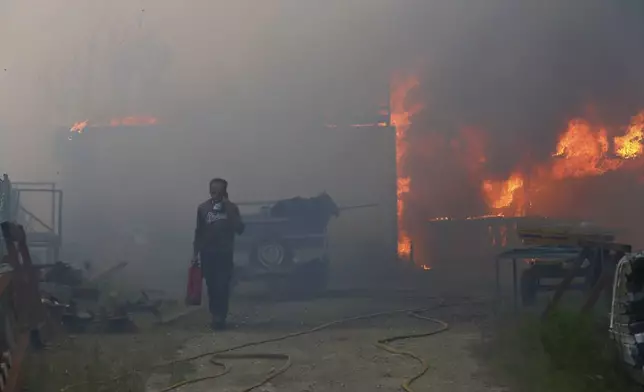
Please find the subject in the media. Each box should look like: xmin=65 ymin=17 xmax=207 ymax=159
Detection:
xmin=61 ymin=304 xmax=452 ymax=392
xmin=158 ymin=306 xmax=449 ymax=392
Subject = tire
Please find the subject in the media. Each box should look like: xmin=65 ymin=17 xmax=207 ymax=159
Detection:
xmin=250 ymin=239 xmax=293 ymax=272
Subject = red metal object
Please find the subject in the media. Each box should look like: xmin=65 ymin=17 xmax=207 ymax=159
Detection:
xmin=1 ymin=222 xmax=44 ymax=327
xmin=0 ymin=221 xmax=47 ymax=392
xmin=185 ymin=263 xmax=203 ymax=306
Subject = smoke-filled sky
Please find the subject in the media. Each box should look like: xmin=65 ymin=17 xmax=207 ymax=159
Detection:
xmin=0 ymin=0 xmax=642 ymax=190
xmin=1 ymin=0 xmax=644 ymax=180
xmin=2 ymin=0 xmax=644 ymax=269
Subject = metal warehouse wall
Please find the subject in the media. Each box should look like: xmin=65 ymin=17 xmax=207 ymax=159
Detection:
xmin=57 ymin=124 xmax=397 ymax=288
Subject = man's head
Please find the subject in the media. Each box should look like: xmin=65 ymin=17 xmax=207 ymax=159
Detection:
xmin=209 ymin=178 xmax=228 ymax=201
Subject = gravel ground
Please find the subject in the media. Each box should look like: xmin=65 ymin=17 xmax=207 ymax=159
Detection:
xmin=146 ymin=291 xmax=507 ymax=392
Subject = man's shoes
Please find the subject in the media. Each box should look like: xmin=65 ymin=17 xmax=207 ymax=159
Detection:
xmin=210 ymin=317 xmax=227 ymax=331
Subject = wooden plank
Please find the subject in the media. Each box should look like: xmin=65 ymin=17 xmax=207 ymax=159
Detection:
xmin=580 ymin=272 xmax=612 ymax=314
xmin=1 ymin=222 xmax=45 ymax=328
xmin=542 ymin=248 xmax=589 ymax=319
xmin=14 ymin=225 xmax=45 ymax=327
xmin=581 ymin=251 xmax=625 ymax=314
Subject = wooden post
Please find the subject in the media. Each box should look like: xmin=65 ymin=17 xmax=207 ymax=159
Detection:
xmin=512 ymin=258 xmax=518 ymax=311
xmin=0 ymin=221 xmax=47 ymax=392
xmin=495 ymin=257 xmax=500 ymax=304
xmin=409 ymin=241 xmax=414 ymax=265
xmin=542 ymin=247 xmax=590 ymax=319
xmin=0 ymin=222 xmax=44 ymax=329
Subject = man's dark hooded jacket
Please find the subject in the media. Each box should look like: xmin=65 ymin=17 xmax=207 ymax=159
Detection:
xmin=193 ymin=199 xmax=244 ymax=255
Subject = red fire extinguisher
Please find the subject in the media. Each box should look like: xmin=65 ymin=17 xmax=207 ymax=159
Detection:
xmin=185 ymin=262 xmax=203 ymax=306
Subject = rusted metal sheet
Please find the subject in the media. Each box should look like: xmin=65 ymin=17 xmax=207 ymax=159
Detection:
xmin=0 ymin=221 xmax=49 ymax=392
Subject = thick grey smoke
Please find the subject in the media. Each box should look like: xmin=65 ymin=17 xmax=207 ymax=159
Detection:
xmin=0 ymin=1 xmax=398 ymax=179
xmin=1 ymin=1 xmax=644 ymax=275
xmin=3 ymin=1 xmax=642 ymax=176
xmin=395 ymin=0 xmax=644 ymax=172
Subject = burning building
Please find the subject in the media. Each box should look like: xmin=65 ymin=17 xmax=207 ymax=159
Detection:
xmin=390 ymin=72 xmax=644 ymax=271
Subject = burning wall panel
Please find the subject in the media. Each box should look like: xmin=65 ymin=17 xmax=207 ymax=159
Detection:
xmin=391 ymin=71 xmax=644 ymax=269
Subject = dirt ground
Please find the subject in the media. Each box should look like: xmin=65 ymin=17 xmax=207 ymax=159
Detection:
xmin=145 ymin=287 xmax=508 ymax=392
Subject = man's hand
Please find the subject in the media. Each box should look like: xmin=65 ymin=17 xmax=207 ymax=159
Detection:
xmin=191 ymin=254 xmax=200 ymax=266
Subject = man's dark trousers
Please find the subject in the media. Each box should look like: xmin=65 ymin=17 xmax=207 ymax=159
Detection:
xmin=201 ymin=248 xmax=234 ymax=322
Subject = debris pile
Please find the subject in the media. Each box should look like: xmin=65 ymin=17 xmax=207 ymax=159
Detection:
xmin=270 ymin=192 xmax=339 ymax=233
xmin=38 ymin=261 xmax=163 ymax=333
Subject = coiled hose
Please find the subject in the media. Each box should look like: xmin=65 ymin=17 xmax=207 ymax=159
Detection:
xmin=158 ymin=307 xmax=449 ymax=392
xmin=60 ymin=302 xmax=452 ymax=392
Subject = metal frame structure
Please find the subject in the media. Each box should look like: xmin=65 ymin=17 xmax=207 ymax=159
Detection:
xmin=496 ymin=241 xmax=631 ymax=316
xmin=495 ymin=246 xmax=581 ymax=310
xmin=11 ymin=182 xmax=63 ymax=263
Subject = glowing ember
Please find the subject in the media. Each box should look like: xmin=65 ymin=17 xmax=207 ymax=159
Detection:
xmin=390 ymin=73 xmax=422 ymax=261
xmin=109 ymin=116 xmax=158 ymax=127
xmin=499 ymin=224 xmax=508 ymax=247
xmin=465 ymin=214 xmax=503 ymax=220
xmin=488 ymin=225 xmax=496 ymax=246
xmin=70 ymin=120 xmax=89 ymax=134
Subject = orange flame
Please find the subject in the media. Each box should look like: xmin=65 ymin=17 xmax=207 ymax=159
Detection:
xmin=499 ymin=224 xmax=508 ymax=247
xmin=390 ymin=73 xmax=422 ymax=261
xmin=615 ymin=112 xmax=644 ymax=159
xmin=488 ymin=225 xmax=496 ymax=246
xmin=392 ymin=70 xmax=644 ymax=267
xmin=478 ymin=112 xmax=644 ymax=218
xmin=482 ymin=171 xmax=526 ymax=215
xmin=109 ymin=116 xmax=158 ymax=127
xmin=70 ymin=120 xmax=89 ymax=134
xmin=69 ymin=116 xmax=159 ymax=136
xmin=551 ymin=119 xmax=621 ymax=179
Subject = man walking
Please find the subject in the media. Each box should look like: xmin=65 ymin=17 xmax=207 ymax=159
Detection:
xmin=193 ymin=178 xmax=244 ymax=330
